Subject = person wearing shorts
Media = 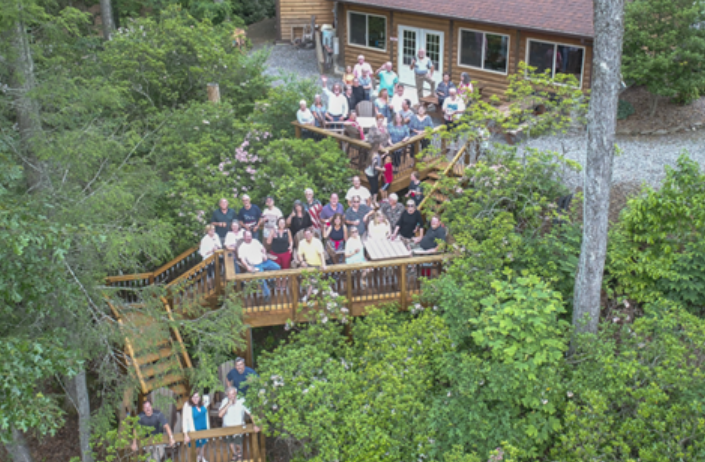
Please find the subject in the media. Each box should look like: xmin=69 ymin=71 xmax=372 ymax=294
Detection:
xmin=219 ymin=387 xmax=259 ymax=462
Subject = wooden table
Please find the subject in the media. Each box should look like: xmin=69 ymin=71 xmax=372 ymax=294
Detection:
xmin=358 ymin=117 xmax=387 ymax=131
xmin=364 ymin=237 xmax=411 ymax=260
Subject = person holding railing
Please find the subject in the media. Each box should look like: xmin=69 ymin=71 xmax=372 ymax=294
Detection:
xmin=387 ymin=113 xmax=410 ymax=172
xmin=219 ymin=387 xmax=260 ymax=462
xmin=131 ymin=400 xmax=176 ymax=461
xmin=200 ymin=225 xmax=223 ymax=286
xmin=183 ymin=390 xmax=211 ymax=462
xmin=239 ymin=231 xmax=281 ymax=299
xmin=267 ymin=217 xmax=293 ymax=291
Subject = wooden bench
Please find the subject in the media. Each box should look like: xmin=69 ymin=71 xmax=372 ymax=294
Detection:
xmin=419 ymin=96 xmax=441 ymax=114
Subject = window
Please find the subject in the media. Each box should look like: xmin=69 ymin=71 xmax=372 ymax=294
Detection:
xmin=527 ymin=40 xmax=585 ymax=86
xmin=458 ymin=29 xmax=509 ymax=74
xmin=348 ymin=12 xmax=386 ymax=51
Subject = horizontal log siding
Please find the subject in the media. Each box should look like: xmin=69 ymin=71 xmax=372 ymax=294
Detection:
xmin=340 ymin=4 xmax=391 ymax=72
xmin=519 ymin=32 xmax=593 ymax=90
xmin=452 ymin=21 xmax=519 ymax=98
xmin=279 ymin=0 xmax=334 ymax=42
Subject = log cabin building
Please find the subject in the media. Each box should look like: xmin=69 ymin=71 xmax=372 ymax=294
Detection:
xmin=276 ymin=0 xmax=594 ymax=96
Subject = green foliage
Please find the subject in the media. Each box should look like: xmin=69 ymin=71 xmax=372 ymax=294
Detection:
xmin=608 ymin=154 xmax=705 ymax=314
xmin=247 ymin=306 xmax=452 ymax=462
xmin=554 ymin=302 xmax=705 ymax=460
xmin=623 ymin=0 xmax=705 ymax=104
xmin=617 ymin=99 xmax=636 ymax=120
xmin=101 ymin=6 xmax=269 ymax=116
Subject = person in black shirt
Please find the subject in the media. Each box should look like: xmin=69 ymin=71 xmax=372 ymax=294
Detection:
xmin=391 ymin=200 xmax=422 ymax=243
xmin=211 ymin=198 xmax=236 ymax=241
xmin=411 ymin=215 xmax=447 ymax=254
xmin=406 ymin=171 xmax=424 ymax=205
xmin=131 ymin=401 xmax=175 ymax=460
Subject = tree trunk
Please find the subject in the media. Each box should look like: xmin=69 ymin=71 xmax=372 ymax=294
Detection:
xmin=572 ymin=0 xmax=625 ymax=336
xmin=99 ymin=0 xmax=115 ymax=40
xmin=66 ymin=370 xmax=94 ymax=462
xmin=649 ymin=93 xmax=659 ymax=117
xmin=9 ymin=19 xmax=43 ymax=191
xmin=4 ymin=426 xmax=35 ymax=462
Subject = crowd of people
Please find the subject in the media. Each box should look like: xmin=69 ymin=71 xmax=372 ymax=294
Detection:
xmin=198 ymin=173 xmax=446 ymax=296
xmin=132 ymin=357 xmax=259 ymax=462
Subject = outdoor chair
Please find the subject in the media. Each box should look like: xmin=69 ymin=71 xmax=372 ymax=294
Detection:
xmin=355 ymin=100 xmax=375 ymax=118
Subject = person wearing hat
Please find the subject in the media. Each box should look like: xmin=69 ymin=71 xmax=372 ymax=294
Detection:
xmin=227 ymin=357 xmax=258 ymax=399
xmin=261 ymin=196 xmax=283 ymax=242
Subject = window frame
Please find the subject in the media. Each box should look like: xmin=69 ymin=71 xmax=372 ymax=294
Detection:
xmin=347 ymin=10 xmax=387 ymax=52
xmin=525 ymin=38 xmax=586 ymax=89
xmin=457 ymin=27 xmax=511 ymax=76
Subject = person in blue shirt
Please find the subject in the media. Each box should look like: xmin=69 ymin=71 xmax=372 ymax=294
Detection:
xmin=237 ymin=195 xmax=263 ymax=241
xmin=227 ymin=357 xmax=258 ymax=398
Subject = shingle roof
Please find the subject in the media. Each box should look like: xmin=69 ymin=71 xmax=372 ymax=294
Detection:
xmin=339 ymin=0 xmax=594 ymax=39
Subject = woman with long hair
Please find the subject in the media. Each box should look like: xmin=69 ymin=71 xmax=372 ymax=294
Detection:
xmin=374 ymin=88 xmax=391 ymax=120
xmin=387 ymin=113 xmax=410 ymax=172
xmin=367 ymin=210 xmax=391 ymax=240
xmin=268 ymin=217 xmax=293 ymax=290
xmin=364 ymin=143 xmax=386 ymax=209
xmin=324 ymin=213 xmax=348 ymax=263
xmin=287 ymin=200 xmax=313 ymax=238
xmin=183 ymin=390 xmax=210 ymax=462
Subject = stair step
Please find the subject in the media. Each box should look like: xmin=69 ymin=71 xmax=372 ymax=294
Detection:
xmin=145 ymin=374 xmax=184 ymax=391
xmin=433 ymin=191 xmax=448 ymax=202
xmin=427 ymin=171 xmax=441 ymax=180
xmin=135 ymin=345 xmax=173 ymax=365
xmin=141 ymin=357 xmax=182 ymax=379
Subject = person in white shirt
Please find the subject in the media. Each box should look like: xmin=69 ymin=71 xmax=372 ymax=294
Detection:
xmin=224 ymin=222 xmax=245 ymax=275
xmin=442 ymin=87 xmax=466 ymax=128
xmin=238 ymin=231 xmax=280 ymax=298
xmin=353 ymin=54 xmax=373 ymax=79
xmin=261 ymin=196 xmax=283 ymax=241
xmin=390 ymin=84 xmax=406 ymax=115
xmin=199 ymin=225 xmax=222 ymax=284
xmin=345 ymin=175 xmax=372 ymax=207
xmin=218 ymin=387 xmax=259 ymax=462
xmin=320 ymin=75 xmax=348 ymax=125
xmin=410 ymin=48 xmax=435 ymax=101
xmin=296 ymin=100 xmax=315 ymax=125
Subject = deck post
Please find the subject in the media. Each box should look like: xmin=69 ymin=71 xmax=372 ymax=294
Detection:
xmin=294 ymin=124 xmax=302 ymax=139
xmin=345 ymin=268 xmax=353 ymax=307
xmin=259 ymin=431 xmax=267 ymax=462
xmin=214 ymin=254 xmax=222 ymax=296
xmin=245 ymin=327 xmax=254 ymax=367
xmin=400 ymin=264 xmax=407 ymax=309
xmin=290 ymin=275 xmax=299 ymax=323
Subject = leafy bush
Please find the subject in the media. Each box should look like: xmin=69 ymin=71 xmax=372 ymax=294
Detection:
xmin=617 ymin=99 xmax=635 ymax=120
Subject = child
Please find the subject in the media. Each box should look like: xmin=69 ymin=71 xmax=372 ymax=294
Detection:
xmin=380 ymin=154 xmax=393 ymax=201
xmin=344 ymin=65 xmax=355 ymax=86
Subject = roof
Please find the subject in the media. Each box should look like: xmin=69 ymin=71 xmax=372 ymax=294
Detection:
xmin=338 ymin=0 xmax=594 ymax=39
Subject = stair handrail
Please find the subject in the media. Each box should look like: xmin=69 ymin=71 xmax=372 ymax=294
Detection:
xmin=106 ymin=246 xmax=200 ymax=286
xmin=160 ymin=297 xmax=194 ymax=369
xmin=106 ymin=299 xmax=149 ymax=393
xmin=418 ymin=144 xmax=468 ymax=211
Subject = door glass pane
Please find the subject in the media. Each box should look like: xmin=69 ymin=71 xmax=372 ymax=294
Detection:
xmin=425 ymin=33 xmax=441 ymax=72
xmin=349 ymin=13 xmax=366 ymax=47
xmin=368 ymin=16 xmax=386 ymax=50
xmin=459 ymin=30 xmax=482 ymax=68
xmin=402 ymin=30 xmax=417 ymax=66
xmin=528 ymin=41 xmax=555 ymax=76
xmin=484 ymin=34 xmax=508 ymax=72
xmin=556 ymin=45 xmax=583 ymax=83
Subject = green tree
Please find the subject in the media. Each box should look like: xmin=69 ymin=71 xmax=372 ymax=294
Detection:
xmin=623 ymin=0 xmax=705 ymax=110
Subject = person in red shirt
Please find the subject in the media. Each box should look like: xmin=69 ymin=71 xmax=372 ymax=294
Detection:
xmin=380 ymin=154 xmax=393 ymax=201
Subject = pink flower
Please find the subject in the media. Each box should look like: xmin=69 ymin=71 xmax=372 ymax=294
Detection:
xmin=242 ymin=140 xmax=249 ymax=147
xmin=245 ymin=166 xmax=257 ymax=175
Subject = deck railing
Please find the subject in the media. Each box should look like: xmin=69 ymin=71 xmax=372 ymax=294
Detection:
xmin=129 ymin=424 xmax=265 ymax=462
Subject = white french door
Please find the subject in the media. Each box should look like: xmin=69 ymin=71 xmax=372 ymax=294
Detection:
xmin=397 ymin=25 xmax=444 ymax=88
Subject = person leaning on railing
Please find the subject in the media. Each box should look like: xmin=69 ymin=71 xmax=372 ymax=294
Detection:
xmin=183 ymin=390 xmax=211 ymax=462
xmin=296 ymin=100 xmax=316 ymax=139
xmin=311 ymin=94 xmax=328 ymax=129
xmin=268 ymin=217 xmax=293 ymax=290
xmin=131 ymin=400 xmax=176 ymax=461
xmin=409 ymin=105 xmax=435 ymax=153
xmin=218 ymin=386 xmax=260 ymax=462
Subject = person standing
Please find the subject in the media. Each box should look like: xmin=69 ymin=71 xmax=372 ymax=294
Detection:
xmin=224 ymin=222 xmax=245 ymax=274
xmin=381 ymin=193 xmax=404 ymax=226
xmin=261 ymin=196 xmax=283 ymax=242
xmin=219 ymin=387 xmax=260 ymax=462
xmin=320 ymin=193 xmax=345 ymax=225
xmin=227 ymin=357 xmax=258 ymax=398
xmin=131 ymin=401 xmax=176 ymax=461
xmin=409 ymin=105 xmax=435 ymax=153
xmin=442 ymin=87 xmax=466 ymax=130
xmin=436 ymin=72 xmax=455 ymax=109
xmin=375 ymin=62 xmax=398 ymax=100
xmin=390 ymin=84 xmax=406 ymax=115
xmin=183 ymin=391 xmax=211 ymax=462
xmin=303 ymin=188 xmax=323 ymax=229
xmin=374 ymin=88 xmax=391 ymax=120
xmin=364 ymin=145 xmax=385 ymax=208
xmin=199 ymin=225 xmax=222 ymax=285
xmin=321 ymin=76 xmax=349 ymax=124
xmin=311 ymin=94 xmax=328 ymax=128
xmin=351 ymin=78 xmax=366 ymax=108
xmin=211 ymin=198 xmax=236 ymax=242
xmin=399 ymin=99 xmax=415 ymax=125
xmin=345 ymin=195 xmax=374 ymax=236
xmin=238 ymin=195 xmax=263 ymax=241
xmin=391 ymin=200 xmax=423 ymax=244
xmin=287 ymin=200 xmax=313 ymax=238
xmin=380 ymin=154 xmax=394 ymax=201
xmin=410 ymin=49 xmax=435 ymax=101
xmin=359 ymin=69 xmax=373 ymax=101
xmin=353 ymin=54 xmax=373 ymax=79
xmin=406 ymin=171 xmax=424 ymax=205
xmin=345 ymin=176 xmax=372 ymax=207
xmin=387 ymin=114 xmax=410 ymax=171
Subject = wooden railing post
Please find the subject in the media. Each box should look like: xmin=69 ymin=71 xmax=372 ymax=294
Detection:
xmin=214 ymin=253 xmax=222 ymax=296
xmin=295 ymin=124 xmax=302 ymax=139
xmin=346 ymin=268 xmax=353 ymax=306
xmin=290 ymin=275 xmax=299 ymax=323
xmin=400 ymin=264 xmax=407 ymax=309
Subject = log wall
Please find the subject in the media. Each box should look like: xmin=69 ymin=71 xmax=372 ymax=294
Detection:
xmin=278 ymin=0 xmax=334 ymax=42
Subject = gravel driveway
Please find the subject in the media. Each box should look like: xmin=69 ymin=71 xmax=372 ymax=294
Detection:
xmin=520 ymin=129 xmax=705 ymax=190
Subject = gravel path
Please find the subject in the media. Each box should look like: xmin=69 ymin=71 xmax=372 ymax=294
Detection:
xmin=261 ymin=44 xmax=346 ymax=87
xmin=520 ymin=129 xmax=705 ymax=190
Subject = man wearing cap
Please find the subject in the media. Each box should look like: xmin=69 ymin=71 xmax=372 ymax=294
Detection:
xmin=227 ymin=357 xmax=258 ymax=399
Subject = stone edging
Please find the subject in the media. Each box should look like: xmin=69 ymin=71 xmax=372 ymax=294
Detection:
xmin=617 ymin=121 xmax=705 ymax=136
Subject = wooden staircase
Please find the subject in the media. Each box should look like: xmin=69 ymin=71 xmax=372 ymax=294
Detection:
xmin=109 ymin=298 xmax=193 ymax=411
xmin=420 ymin=144 xmax=470 ymax=208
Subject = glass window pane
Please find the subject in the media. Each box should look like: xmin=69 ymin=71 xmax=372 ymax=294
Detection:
xmin=402 ymin=30 xmax=416 ymax=66
xmin=484 ymin=34 xmax=508 ymax=72
xmin=367 ymin=16 xmax=386 ymax=50
xmin=425 ymin=33 xmax=441 ymax=71
xmin=459 ymin=30 xmax=482 ymax=68
xmin=349 ymin=13 xmax=366 ymax=47
xmin=556 ymin=45 xmax=584 ymax=83
xmin=528 ymin=41 xmax=555 ymax=76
